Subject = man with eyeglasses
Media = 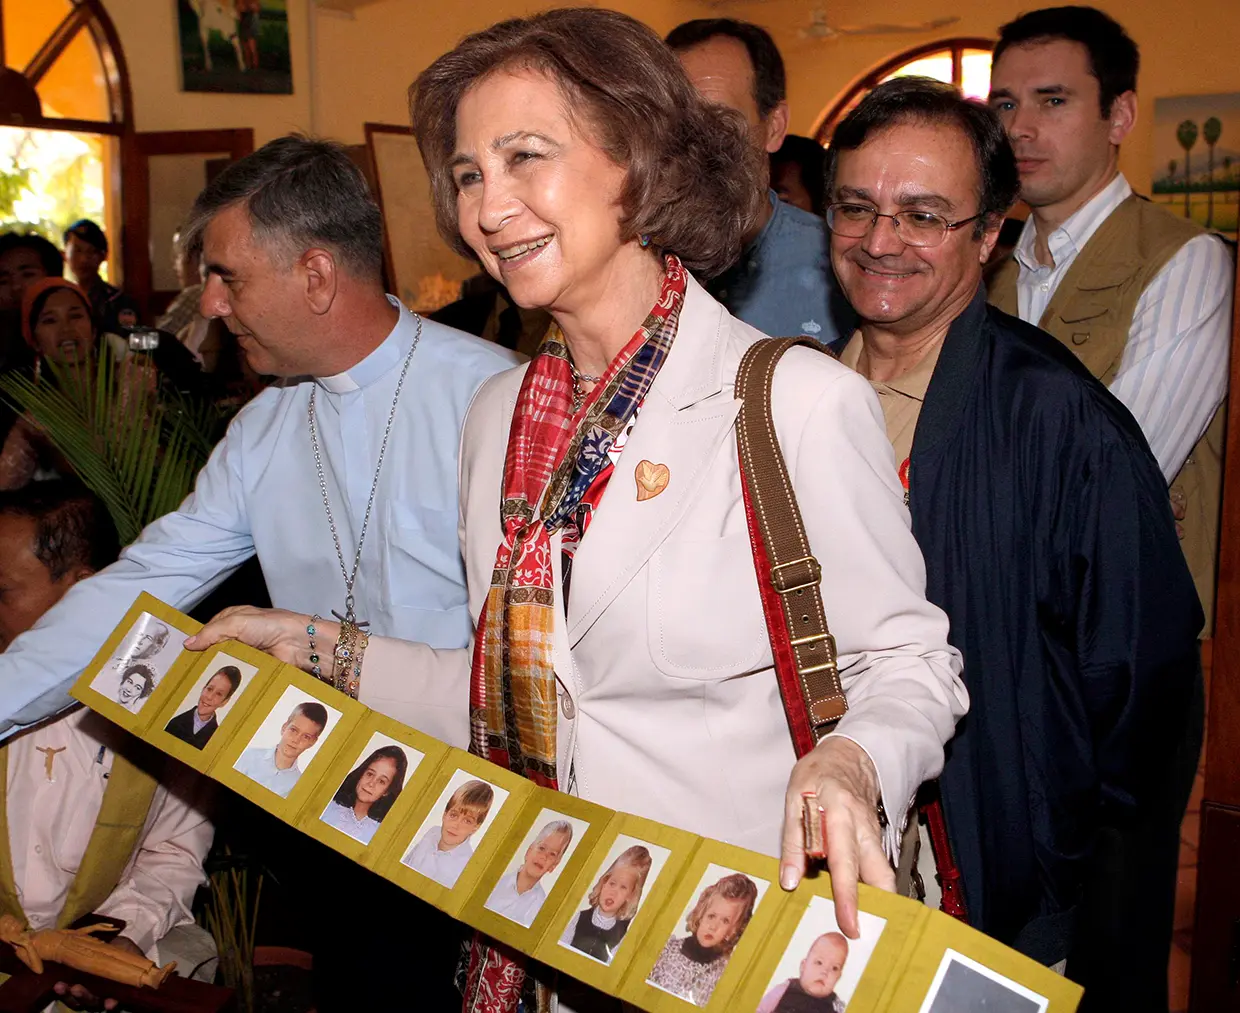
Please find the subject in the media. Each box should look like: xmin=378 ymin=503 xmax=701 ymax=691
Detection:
xmin=828 ymin=78 xmax=1200 ymax=1008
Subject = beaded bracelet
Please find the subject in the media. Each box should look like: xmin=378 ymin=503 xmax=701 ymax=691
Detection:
xmin=307 ymin=615 xmax=323 ymax=680
xmin=331 ymin=617 xmax=369 ymax=700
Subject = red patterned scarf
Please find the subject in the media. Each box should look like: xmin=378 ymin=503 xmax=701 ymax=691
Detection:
xmin=462 ymin=257 xmax=687 ymax=1013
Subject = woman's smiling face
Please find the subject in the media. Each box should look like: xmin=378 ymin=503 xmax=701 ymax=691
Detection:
xmin=34 ymin=289 xmax=93 ymax=365
xmin=451 ymin=68 xmax=632 ymax=317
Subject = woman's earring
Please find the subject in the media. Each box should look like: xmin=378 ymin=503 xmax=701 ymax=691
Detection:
xmin=639 ymin=234 xmax=651 ymax=248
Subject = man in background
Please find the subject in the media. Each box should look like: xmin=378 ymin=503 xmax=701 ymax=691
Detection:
xmin=0 ymin=232 xmax=60 ymax=377
xmin=0 ymin=480 xmax=215 ymax=1007
xmin=63 ymin=219 xmax=140 ymax=334
xmin=987 ymin=10 xmax=1228 ymax=1004
xmin=667 ymin=18 xmax=852 ymax=342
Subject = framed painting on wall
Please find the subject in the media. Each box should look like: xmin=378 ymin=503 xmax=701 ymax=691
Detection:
xmin=176 ymin=0 xmax=294 ymax=95
xmin=1151 ymin=92 xmax=1240 ymax=239
xmin=364 ymin=123 xmax=478 ymax=314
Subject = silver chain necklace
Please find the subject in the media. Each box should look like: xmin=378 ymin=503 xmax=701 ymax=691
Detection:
xmin=307 ymin=314 xmax=422 ymax=628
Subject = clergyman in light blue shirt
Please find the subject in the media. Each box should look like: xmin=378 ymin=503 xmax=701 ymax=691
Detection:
xmin=0 ymin=136 xmax=519 ymax=740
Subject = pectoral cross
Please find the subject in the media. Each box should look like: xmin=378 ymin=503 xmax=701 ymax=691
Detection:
xmin=34 ymin=746 xmax=66 ymax=783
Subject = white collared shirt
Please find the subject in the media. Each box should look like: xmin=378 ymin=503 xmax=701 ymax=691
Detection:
xmin=402 ymin=828 xmax=474 ymax=888
xmin=485 ymin=870 xmax=548 ymax=927
xmin=319 ymin=799 xmax=381 ymax=844
xmin=6 ymin=707 xmax=212 ymax=954
xmin=234 ymin=746 xmax=302 ymax=798
xmin=1013 ymin=173 xmax=1232 ymax=480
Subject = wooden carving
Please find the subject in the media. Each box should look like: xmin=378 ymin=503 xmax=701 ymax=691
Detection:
xmin=0 ymin=915 xmax=176 ymax=990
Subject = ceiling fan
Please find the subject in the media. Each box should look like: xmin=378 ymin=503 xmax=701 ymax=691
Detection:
xmin=799 ymin=7 xmax=960 ymax=39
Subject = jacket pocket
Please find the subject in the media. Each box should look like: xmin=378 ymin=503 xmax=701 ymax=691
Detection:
xmin=647 ymin=533 xmax=769 ymax=680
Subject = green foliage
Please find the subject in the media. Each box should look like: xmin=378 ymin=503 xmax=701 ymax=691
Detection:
xmin=0 ymin=165 xmax=32 ymax=220
xmin=0 ymin=354 xmax=221 ymax=544
xmin=1204 ymin=116 xmax=1223 ymax=147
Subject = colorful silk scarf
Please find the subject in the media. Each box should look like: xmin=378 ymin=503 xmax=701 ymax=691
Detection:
xmin=462 ymin=257 xmax=686 ymax=1013
xmin=468 ymin=256 xmax=687 ymax=787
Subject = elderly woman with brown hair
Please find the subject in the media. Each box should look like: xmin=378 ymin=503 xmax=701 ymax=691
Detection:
xmin=189 ymin=5 xmax=966 ymax=995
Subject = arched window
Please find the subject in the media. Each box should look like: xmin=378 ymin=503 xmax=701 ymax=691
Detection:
xmin=0 ymin=0 xmax=131 ymax=277
xmin=814 ymin=38 xmax=994 ymax=144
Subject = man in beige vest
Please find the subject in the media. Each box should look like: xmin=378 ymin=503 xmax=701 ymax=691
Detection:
xmin=987 ymin=9 xmax=1229 ymax=1009
xmin=987 ymin=5 xmax=1233 ymax=633
xmin=0 ymin=482 xmax=214 ymax=1008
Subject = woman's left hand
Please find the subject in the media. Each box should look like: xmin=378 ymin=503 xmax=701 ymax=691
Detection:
xmin=780 ymin=735 xmax=895 ymax=939
xmin=184 ymin=606 xmax=339 ymax=674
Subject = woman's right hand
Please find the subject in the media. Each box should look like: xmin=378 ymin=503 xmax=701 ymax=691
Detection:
xmin=184 ymin=606 xmax=340 ymax=674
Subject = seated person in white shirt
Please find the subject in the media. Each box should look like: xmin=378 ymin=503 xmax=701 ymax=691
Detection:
xmin=318 ymin=744 xmax=407 ymax=845
xmin=401 ymin=779 xmax=493 ymax=889
xmin=485 ymin=819 xmax=573 ymax=928
xmin=163 ymin=665 xmax=241 ymax=750
xmin=233 ymin=702 xmax=327 ymax=798
xmin=0 ymin=481 xmax=215 ymax=1007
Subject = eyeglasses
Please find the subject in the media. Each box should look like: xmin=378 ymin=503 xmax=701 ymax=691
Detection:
xmin=825 ymin=202 xmax=983 ymax=248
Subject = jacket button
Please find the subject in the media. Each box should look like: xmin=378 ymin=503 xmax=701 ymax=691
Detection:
xmin=561 ymin=694 xmax=576 ymax=719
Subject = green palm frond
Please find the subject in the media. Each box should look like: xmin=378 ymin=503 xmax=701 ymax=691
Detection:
xmin=0 ymin=354 xmax=218 ymax=544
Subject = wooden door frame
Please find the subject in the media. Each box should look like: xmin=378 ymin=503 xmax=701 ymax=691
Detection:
xmin=1191 ymin=243 xmax=1240 ymax=1009
xmin=119 ymin=128 xmax=255 ymax=320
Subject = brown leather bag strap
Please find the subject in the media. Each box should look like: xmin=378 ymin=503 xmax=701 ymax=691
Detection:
xmin=735 ymin=337 xmax=847 ymax=755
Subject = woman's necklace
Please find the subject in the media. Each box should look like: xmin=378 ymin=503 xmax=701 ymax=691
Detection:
xmin=570 ymin=361 xmax=603 ymax=415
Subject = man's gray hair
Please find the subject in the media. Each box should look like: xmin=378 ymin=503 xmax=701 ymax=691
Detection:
xmin=182 ymin=134 xmax=384 ymax=281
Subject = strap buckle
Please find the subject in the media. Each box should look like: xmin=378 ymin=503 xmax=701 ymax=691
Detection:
xmin=770 ymin=555 xmax=822 ymax=594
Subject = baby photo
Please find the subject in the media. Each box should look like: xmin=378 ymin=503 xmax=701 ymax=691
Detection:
xmin=646 ymin=863 xmax=769 ymax=1007
xmin=757 ymin=896 xmax=887 ymax=1013
xmin=484 ymin=807 xmax=588 ymax=928
xmin=320 ymin=733 xmax=423 ymax=845
xmin=401 ymin=768 xmax=510 ymax=889
xmin=90 ymin=611 xmax=184 ymax=713
xmin=559 ymin=835 xmax=672 ymax=966
xmin=233 ymin=686 xmax=341 ymax=799
xmin=916 ymin=950 xmax=1048 ymax=1013
xmin=163 ymin=652 xmax=256 ymax=749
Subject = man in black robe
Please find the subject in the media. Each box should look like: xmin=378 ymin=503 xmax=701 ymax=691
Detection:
xmin=826 ymin=78 xmax=1201 ymax=1012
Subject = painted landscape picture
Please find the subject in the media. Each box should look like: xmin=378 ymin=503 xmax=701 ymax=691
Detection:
xmin=177 ymin=0 xmax=293 ymax=95
xmin=1152 ymin=92 xmax=1240 ymax=239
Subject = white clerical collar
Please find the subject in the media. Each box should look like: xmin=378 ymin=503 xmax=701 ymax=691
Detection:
xmin=315 ymin=296 xmax=419 ymax=395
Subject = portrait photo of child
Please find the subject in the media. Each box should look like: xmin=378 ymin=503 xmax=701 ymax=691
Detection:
xmin=559 ymin=835 xmax=671 ymax=966
xmin=646 ymin=864 xmax=768 ymax=1007
xmin=484 ymin=807 xmax=587 ymax=928
xmin=916 ymin=950 xmax=1048 ymax=1013
xmin=90 ymin=611 xmax=183 ymax=713
xmin=320 ymin=733 xmax=422 ymax=845
xmin=401 ymin=768 xmax=509 ymax=889
xmin=757 ymin=896 xmax=887 ymax=1012
xmin=163 ymin=651 xmax=256 ymax=749
xmin=233 ymin=686 xmax=341 ymax=799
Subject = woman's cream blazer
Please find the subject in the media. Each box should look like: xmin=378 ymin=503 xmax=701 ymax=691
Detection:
xmin=361 ymin=275 xmax=966 ymax=858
